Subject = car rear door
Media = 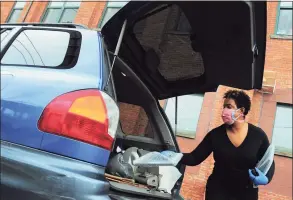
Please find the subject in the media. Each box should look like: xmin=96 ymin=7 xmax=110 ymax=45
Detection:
xmin=101 ymin=1 xmax=267 ymax=100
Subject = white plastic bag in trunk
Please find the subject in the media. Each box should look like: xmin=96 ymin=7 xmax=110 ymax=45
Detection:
xmin=133 ymin=151 xmax=183 ymax=167
xmin=158 ymin=166 xmax=182 ymax=194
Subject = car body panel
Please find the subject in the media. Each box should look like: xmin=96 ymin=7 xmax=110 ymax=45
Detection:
xmin=0 ymin=26 xmax=111 ymax=167
xmin=1 ymin=140 xmax=111 ymax=200
xmin=41 ymin=133 xmax=111 ymax=166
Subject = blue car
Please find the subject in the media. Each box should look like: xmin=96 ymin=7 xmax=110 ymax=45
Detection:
xmin=1 ymin=1 xmax=267 ymax=200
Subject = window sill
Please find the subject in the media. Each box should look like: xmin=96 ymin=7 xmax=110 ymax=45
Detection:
xmin=176 ymin=133 xmax=196 ymax=139
xmin=275 ymin=152 xmax=292 ymax=158
xmin=270 ymin=34 xmax=292 ymax=40
xmin=274 ymin=147 xmax=292 ymax=158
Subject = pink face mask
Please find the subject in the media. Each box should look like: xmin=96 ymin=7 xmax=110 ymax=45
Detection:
xmin=222 ymin=108 xmax=244 ymax=125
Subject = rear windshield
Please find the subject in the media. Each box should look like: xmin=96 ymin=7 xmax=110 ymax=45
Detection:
xmin=0 ymin=29 xmax=12 ymax=42
xmin=133 ymin=4 xmax=204 ymax=81
xmin=1 ymin=29 xmax=81 ymax=68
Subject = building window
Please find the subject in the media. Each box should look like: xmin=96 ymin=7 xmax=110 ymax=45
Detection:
xmin=272 ymin=104 xmax=292 ymax=157
xmin=275 ymin=1 xmax=292 ymax=35
xmin=164 ymin=94 xmax=204 ymax=138
xmin=6 ymin=1 xmax=26 ymax=23
xmin=42 ymin=1 xmax=81 ymax=23
xmin=99 ymin=1 xmax=129 ymax=28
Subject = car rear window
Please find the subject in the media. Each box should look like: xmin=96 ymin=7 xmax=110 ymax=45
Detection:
xmin=133 ymin=4 xmax=205 ymax=81
xmin=1 ymin=29 xmax=81 ymax=68
xmin=0 ymin=29 xmax=11 ymax=42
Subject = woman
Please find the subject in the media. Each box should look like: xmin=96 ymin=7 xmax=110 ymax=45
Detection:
xmin=177 ymin=90 xmax=274 ymax=200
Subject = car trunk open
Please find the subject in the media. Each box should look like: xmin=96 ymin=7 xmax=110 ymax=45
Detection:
xmin=102 ymin=1 xmax=267 ymax=199
xmin=102 ymin=1 xmax=267 ymax=100
xmin=104 ymin=54 xmax=183 ymax=199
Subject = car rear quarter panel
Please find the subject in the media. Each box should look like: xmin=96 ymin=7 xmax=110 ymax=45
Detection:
xmin=1 ymin=140 xmax=111 ymax=200
xmin=0 ymin=29 xmax=109 ymax=165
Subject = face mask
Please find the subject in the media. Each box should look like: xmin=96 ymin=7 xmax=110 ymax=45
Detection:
xmin=222 ymin=108 xmax=243 ymax=125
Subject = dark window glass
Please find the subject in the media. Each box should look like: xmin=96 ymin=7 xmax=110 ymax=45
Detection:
xmin=1 ymin=30 xmax=70 ymax=67
xmin=7 ymin=9 xmax=22 ymax=23
xmin=43 ymin=8 xmax=62 ymax=23
xmin=176 ymin=12 xmax=192 ymax=33
xmin=119 ymin=102 xmax=154 ymax=138
xmin=133 ymin=19 xmax=146 ymax=34
xmin=133 ymin=5 xmax=204 ymax=81
xmin=60 ymin=8 xmax=79 ymax=23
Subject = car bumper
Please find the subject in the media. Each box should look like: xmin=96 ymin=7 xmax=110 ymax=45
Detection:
xmin=1 ymin=140 xmax=111 ymax=200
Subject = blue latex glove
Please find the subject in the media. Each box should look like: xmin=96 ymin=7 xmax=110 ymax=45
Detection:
xmin=248 ymin=168 xmax=269 ymax=186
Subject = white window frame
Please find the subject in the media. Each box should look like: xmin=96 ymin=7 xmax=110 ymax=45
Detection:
xmin=272 ymin=103 xmax=292 ymax=158
xmin=6 ymin=1 xmax=27 ymax=23
xmin=41 ymin=0 xmax=81 ymax=23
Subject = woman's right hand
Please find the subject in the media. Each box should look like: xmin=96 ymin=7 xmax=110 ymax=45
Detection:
xmin=248 ymin=168 xmax=269 ymax=186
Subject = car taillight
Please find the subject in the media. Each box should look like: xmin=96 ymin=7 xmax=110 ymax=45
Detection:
xmin=38 ymin=89 xmax=119 ymax=150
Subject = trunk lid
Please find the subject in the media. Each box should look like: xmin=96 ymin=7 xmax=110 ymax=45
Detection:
xmin=101 ymin=1 xmax=267 ymax=99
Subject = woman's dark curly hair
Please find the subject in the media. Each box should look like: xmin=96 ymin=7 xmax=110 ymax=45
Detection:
xmin=223 ymin=90 xmax=251 ymax=116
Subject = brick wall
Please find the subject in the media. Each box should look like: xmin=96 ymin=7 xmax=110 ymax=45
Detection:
xmin=0 ymin=1 xmax=291 ymax=200
xmin=260 ymin=3 xmax=292 ymax=199
xmin=22 ymin=2 xmax=48 ymax=23
xmin=178 ymin=86 xmax=292 ymax=200
xmin=74 ymin=1 xmax=106 ymax=28
xmin=0 ymin=1 xmax=106 ymax=28
xmin=176 ymin=2 xmax=292 ymax=199
xmin=0 ymin=1 xmax=15 ymax=23
xmin=265 ymin=2 xmax=292 ymax=90
xmin=119 ymin=103 xmax=150 ymax=137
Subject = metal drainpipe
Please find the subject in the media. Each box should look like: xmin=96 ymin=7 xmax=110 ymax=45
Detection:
xmin=22 ymin=1 xmax=33 ymax=22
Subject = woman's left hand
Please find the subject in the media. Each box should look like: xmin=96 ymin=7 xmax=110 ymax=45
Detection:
xmin=248 ymin=168 xmax=269 ymax=186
